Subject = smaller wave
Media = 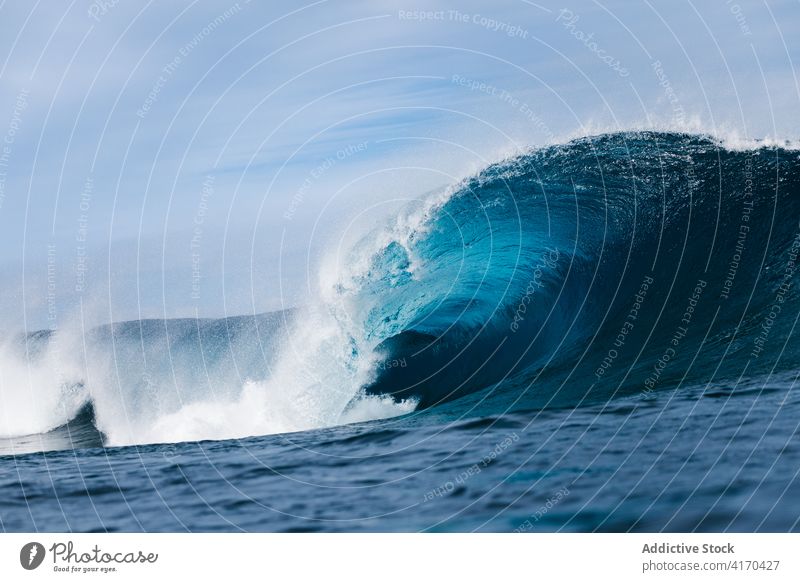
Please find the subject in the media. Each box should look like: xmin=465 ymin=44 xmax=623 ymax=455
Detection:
xmin=0 ymin=309 xmax=416 ymax=448
xmin=0 ymin=332 xmax=87 ymax=438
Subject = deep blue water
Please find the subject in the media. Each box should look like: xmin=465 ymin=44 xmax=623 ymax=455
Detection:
xmin=2 ymin=376 xmax=799 ymax=532
xmin=1 ymin=132 xmax=800 ymax=531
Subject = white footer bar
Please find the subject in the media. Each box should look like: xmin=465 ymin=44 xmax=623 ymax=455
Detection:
xmin=1 ymin=533 xmax=797 ymax=581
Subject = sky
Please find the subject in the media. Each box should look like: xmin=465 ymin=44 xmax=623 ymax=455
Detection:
xmin=0 ymin=0 xmax=798 ymax=329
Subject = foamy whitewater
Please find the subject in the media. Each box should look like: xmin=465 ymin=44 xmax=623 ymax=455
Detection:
xmin=0 ymin=184 xmax=453 ymax=445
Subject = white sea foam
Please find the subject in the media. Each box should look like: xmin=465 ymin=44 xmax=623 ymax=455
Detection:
xmin=2 ymin=199 xmax=428 ymax=446
xmin=98 ymin=204 xmax=434 ymax=446
xmin=0 ymin=333 xmax=87 ymax=438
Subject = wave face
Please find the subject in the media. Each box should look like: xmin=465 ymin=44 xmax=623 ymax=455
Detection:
xmin=2 ymin=131 xmax=799 ymax=449
xmin=358 ymin=131 xmax=800 ymax=410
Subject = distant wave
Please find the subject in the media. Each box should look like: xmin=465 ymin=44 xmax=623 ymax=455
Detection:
xmin=2 ymin=131 xmax=799 ymax=449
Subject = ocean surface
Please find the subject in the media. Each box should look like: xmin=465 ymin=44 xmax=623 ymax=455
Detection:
xmin=1 ymin=131 xmax=799 ymax=532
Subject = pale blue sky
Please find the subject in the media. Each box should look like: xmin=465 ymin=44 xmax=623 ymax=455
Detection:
xmin=0 ymin=0 xmax=798 ymax=329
